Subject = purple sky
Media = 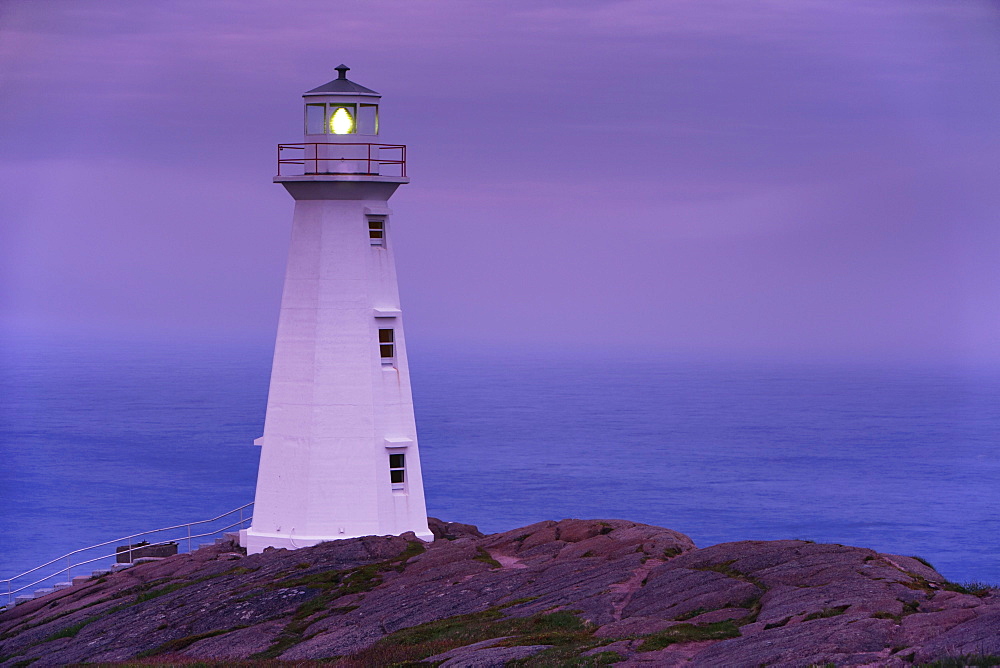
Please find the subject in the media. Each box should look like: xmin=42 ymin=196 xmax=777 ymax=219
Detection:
xmin=2 ymin=0 xmax=999 ymax=363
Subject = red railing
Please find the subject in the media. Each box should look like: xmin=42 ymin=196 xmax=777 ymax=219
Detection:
xmin=277 ymin=143 xmax=406 ymax=177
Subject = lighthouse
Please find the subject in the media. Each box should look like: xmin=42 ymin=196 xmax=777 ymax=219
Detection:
xmin=242 ymin=66 xmax=433 ymax=553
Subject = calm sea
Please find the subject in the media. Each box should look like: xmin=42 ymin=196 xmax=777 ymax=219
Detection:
xmin=1 ymin=334 xmax=998 ymax=584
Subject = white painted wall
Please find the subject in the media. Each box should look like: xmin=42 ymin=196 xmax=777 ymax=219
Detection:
xmin=244 ymin=176 xmax=433 ymax=553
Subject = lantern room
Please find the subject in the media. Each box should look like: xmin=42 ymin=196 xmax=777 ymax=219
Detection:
xmin=277 ymin=65 xmax=404 ymax=178
xmin=302 ymin=64 xmax=380 ymax=140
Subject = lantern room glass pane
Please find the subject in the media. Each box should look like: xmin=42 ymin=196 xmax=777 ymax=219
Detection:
xmin=329 ymin=104 xmax=356 ymax=134
xmin=359 ymin=104 xmax=379 ymax=135
xmin=306 ymin=104 xmax=325 ymax=135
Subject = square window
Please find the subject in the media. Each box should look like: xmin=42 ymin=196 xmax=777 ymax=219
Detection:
xmin=389 ymin=453 xmax=405 ymax=485
xmin=378 ymin=329 xmax=394 ymax=343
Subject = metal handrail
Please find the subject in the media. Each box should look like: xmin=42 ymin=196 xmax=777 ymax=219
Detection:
xmin=277 ymin=142 xmax=406 ymax=177
xmin=2 ymin=503 xmax=253 ymax=607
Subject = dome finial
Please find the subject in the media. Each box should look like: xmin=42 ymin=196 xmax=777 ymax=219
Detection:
xmin=335 ymin=64 xmax=350 ymax=80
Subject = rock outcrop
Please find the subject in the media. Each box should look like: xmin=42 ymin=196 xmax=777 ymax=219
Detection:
xmin=1 ymin=518 xmax=997 ymax=666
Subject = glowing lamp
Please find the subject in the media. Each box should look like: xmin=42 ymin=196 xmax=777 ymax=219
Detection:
xmin=330 ymin=106 xmax=354 ymax=134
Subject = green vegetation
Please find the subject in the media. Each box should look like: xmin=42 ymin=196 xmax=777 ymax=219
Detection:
xmin=695 ymin=559 xmax=743 ymax=579
xmin=135 ymin=581 xmax=190 ymax=603
xmin=801 ymin=605 xmax=849 ymax=622
xmin=252 ymin=540 xmax=427 ymax=659
xmin=942 ymin=581 xmax=996 ymax=598
xmin=674 ymin=607 xmax=710 ymax=621
xmin=342 ymin=606 xmax=602 ymax=666
xmin=763 ymin=615 xmax=793 ymax=629
xmin=474 ymin=546 xmax=502 ymax=569
xmin=250 ymin=592 xmax=331 ymax=660
xmin=692 ymin=559 xmax=766 ymax=593
xmin=637 ymin=620 xmax=741 ymax=651
xmin=135 ymin=628 xmax=239 ymax=658
xmin=39 ymin=615 xmax=102 ymax=642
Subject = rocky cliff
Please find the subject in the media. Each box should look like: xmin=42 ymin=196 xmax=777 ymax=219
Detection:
xmin=1 ymin=518 xmax=997 ymax=666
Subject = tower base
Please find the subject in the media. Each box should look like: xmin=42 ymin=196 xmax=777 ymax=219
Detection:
xmin=240 ymin=527 xmax=434 ymax=555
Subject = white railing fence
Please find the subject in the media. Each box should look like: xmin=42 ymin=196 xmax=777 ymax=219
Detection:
xmin=1 ymin=503 xmax=253 ymax=608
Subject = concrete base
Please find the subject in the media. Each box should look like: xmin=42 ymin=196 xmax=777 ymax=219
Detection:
xmin=242 ymin=528 xmax=434 ymax=555
xmin=133 ymin=557 xmax=165 ymax=565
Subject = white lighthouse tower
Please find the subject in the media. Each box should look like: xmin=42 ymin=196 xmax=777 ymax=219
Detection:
xmin=243 ymin=65 xmax=433 ymax=553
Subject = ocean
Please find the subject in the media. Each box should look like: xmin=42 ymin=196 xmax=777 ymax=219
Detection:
xmin=1 ymin=333 xmax=997 ymax=585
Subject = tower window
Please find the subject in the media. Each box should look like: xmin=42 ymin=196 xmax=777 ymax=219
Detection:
xmin=368 ymin=218 xmax=385 ymax=247
xmin=389 ymin=453 xmax=405 ymax=485
xmin=378 ymin=328 xmax=395 ymax=364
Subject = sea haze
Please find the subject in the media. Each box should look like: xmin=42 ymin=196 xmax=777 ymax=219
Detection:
xmin=1 ymin=334 xmax=997 ymax=584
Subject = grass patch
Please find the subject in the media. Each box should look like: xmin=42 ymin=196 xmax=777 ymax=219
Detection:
xmin=341 ymin=606 xmax=602 ymax=666
xmin=135 ymin=581 xmax=191 ymax=603
xmin=663 ymin=547 xmax=683 ymax=558
xmin=692 ymin=559 xmax=767 ymax=599
xmin=942 ymin=581 xmax=995 ymax=598
xmin=120 ymin=566 xmax=256 ymax=604
xmin=637 ymin=620 xmax=741 ymax=651
xmin=911 ymin=555 xmax=937 ymax=571
xmin=252 ymin=541 xmax=427 ymax=659
xmin=695 ymin=560 xmax=742 ymax=579
xmin=39 ymin=614 xmax=101 ymax=642
xmin=474 ymin=547 xmax=502 ymax=569
xmin=763 ymin=615 xmax=793 ymax=629
xmin=872 ymin=611 xmax=901 ymax=622
xmin=251 ymin=589 xmax=348 ymax=660
xmin=801 ymin=605 xmax=849 ymax=622
xmin=135 ymin=628 xmax=238 ymax=658
xmin=674 ymin=607 xmax=711 ymax=621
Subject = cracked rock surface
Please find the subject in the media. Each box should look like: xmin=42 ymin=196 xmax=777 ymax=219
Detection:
xmin=1 ymin=518 xmax=997 ymax=666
